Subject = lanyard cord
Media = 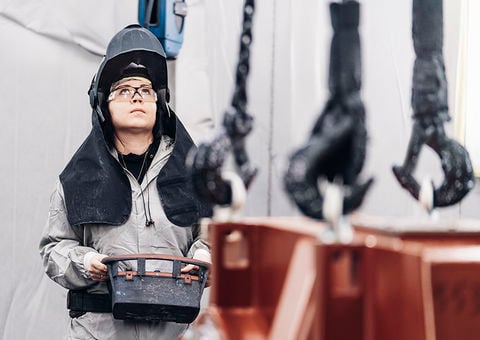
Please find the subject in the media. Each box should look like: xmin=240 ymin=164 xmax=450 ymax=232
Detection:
xmin=118 ymin=144 xmax=157 ymax=226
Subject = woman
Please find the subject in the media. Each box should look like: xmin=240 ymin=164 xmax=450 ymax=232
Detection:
xmin=39 ymin=24 xmax=211 ymax=339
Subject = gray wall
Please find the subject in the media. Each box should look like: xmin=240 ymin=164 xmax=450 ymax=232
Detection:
xmin=0 ymin=0 xmax=477 ymax=339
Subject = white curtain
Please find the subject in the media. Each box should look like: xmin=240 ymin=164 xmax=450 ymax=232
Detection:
xmin=457 ymin=0 xmax=480 ymax=176
xmin=0 ymin=2 xmax=137 ymax=338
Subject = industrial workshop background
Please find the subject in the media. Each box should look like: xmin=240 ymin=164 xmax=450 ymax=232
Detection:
xmin=0 ymin=0 xmax=478 ymax=338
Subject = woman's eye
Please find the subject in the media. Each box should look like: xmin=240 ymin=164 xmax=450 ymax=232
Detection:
xmin=140 ymin=88 xmax=152 ymax=96
xmin=118 ymin=88 xmax=131 ymax=95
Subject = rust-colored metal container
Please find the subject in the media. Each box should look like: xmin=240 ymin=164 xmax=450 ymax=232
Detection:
xmin=186 ymin=216 xmax=480 ymax=340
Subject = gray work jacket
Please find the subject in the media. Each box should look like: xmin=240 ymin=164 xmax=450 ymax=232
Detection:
xmin=39 ymin=136 xmax=209 ymax=339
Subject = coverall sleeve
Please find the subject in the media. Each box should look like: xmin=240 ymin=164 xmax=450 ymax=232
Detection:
xmin=39 ymin=182 xmax=98 ymax=290
xmin=186 ymin=222 xmax=210 ymax=258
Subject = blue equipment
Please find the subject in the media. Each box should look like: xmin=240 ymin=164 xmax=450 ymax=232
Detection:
xmin=138 ymin=0 xmax=187 ymax=59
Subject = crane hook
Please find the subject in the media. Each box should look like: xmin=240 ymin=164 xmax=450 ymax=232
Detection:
xmin=392 ymin=0 xmax=475 ymax=208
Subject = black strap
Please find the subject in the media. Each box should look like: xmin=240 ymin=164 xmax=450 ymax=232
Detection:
xmin=67 ymin=290 xmax=112 ymax=317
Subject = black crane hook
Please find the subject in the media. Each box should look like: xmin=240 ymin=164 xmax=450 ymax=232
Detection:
xmin=187 ymin=0 xmax=257 ymax=210
xmin=284 ymin=0 xmax=373 ymax=221
xmin=392 ymin=0 xmax=475 ymax=209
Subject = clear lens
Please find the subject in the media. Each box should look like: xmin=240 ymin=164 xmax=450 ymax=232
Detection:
xmin=108 ymin=85 xmax=157 ymax=102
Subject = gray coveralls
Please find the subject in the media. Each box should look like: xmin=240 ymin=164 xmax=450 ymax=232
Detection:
xmin=40 ymin=136 xmax=209 ymax=340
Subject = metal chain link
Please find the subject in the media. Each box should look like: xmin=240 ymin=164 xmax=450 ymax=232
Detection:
xmin=188 ymin=0 xmax=257 ymax=207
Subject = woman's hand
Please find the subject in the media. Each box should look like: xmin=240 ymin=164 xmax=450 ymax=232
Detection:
xmin=84 ymin=252 xmax=108 ymax=281
xmin=181 ymin=249 xmax=211 ymax=274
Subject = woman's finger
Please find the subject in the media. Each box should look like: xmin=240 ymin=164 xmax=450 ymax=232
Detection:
xmin=181 ymin=264 xmax=199 ymax=273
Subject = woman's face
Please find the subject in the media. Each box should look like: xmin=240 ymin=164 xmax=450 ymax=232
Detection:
xmin=107 ymin=78 xmax=157 ymax=134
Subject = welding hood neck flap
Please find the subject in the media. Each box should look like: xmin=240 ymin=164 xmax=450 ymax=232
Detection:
xmin=60 ymin=110 xmax=211 ymax=227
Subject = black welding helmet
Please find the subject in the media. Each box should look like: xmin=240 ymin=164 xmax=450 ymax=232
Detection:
xmin=89 ymin=24 xmax=169 ymax=128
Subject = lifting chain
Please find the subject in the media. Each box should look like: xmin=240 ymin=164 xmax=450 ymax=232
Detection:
xmin=188 ymin=0 xmax=257 ymax=211
xmin=392 ymin=0 xmax=475 ymax=209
